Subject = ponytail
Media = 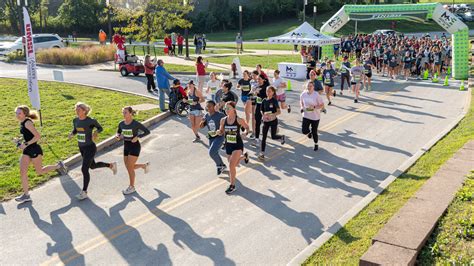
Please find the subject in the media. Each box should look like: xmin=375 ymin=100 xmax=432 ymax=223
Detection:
xmin=16 ymin=105 xmax=38 ymax=120
xmin=123 ymin=106 xmax=137 ymax=116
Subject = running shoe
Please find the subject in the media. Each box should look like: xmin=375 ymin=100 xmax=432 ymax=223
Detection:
xmin=307 ymin=132 xmax=313 ymax=139
xmin=287 ymin=105 xmax=291 ymax=113
xmin=57 ymin=160 xmax=68 ymax=175
xmin=249 ymin=134 xmax=255 ymax=140
xmin=258 ymin=153 xmax=265 ymax=161
xmin=322 ymin=108 xmax=327 ymax=114
xmin=193 ymin=137 xmax=202 ymax=143
xmin=225 ymin=185 xmax=236 ymax=194
xmin=340 ymin=91 xmax=343 ymax=95
xmin=144 ymin=162 xmax=150 ymax=174
xmin=217 ymin=164 xmax=227 ymax=175
xmin=333 ymin=90 xmax=336 ymax=97
xmin=314 ymin=144 xmax=319 ymax=151
xmin=281 ymin=135 xmax=286 ymax=145
xmin=110 ymin=162 xmax=118 ymax=175
xmin=76 ymin=191 xmax=88 ymax=201
xmin=354 ymin=99 xmax=358 ymax=103
xmin=15 ymin=193 xmax=31 ymax=203
xmin=244 ymin=152 xmax=249 ymax=164
xmin=328 ymin=101 xmax=332 ymax=106
xmin=122 ymin=186 xmax=136 ymax=195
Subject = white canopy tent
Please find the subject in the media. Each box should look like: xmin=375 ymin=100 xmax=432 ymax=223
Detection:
xmin=268 ymin=22 xmax=340 ymax=46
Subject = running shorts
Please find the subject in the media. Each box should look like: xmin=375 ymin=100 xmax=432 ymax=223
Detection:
xmin=23 ymin=143 xmax=43 ymax=158
xmin=124 ymin=141 xmax=141 ymax=157
xmin=276 ymin=94 xmax=286 ymax=102
xmin=225 ymin=141 xmax=244 ymax=155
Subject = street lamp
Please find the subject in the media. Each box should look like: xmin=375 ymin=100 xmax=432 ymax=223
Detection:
xmin=184 ymin=0 xmax=191 ymax=60
xmin=313 ymin=5 xmax=317 ymax=28
xmin=303 ymin=0 xmax=307 ymax=22
xmin=239 ymin=5 xmax=243 ymax=52
xmin=106 ymin=0 xmax=112 ymax=44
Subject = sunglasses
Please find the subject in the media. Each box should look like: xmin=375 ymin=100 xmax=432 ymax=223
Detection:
xmin=225 ymin=107 xmax=233 ymax=111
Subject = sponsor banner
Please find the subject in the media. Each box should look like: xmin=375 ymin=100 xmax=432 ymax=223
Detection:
xmin=321 ymin=7 xmax=349 ymax=34
xmin=277 ymin=63 xmax=306 ymax=80
xmin=432 ymin=4 xmax=468 ymax=34
xmin=349 ymin=11 xmax=428 ymax=21
xmin=23 ymin=7 xmax=41 ymax=110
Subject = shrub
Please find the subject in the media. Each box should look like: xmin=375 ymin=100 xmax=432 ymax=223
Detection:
xmin=36 ymin=44 xmax=116 ymax=65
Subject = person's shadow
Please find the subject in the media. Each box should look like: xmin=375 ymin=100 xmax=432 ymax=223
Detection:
xmin=133 ymin=189 xmax=236 ymax=266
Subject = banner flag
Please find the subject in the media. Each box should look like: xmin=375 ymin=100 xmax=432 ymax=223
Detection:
xmin=23 ymin=7 xmax=41 ymax=110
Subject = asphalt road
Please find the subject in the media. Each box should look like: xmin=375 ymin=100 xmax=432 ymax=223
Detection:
xmin=0 ymin=62 xmax=470 ymax=265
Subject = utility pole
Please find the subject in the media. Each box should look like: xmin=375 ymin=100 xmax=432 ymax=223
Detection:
xmin=313 ymin=5 xmax=317 ymax=28
xmin=106 ymin=0 xmax=112 ymax=44
xmin=303 ymin=0 xmax=307 ymax=22
xmin=184 ymin=0 xmax=190 ymax=60
xmin=239 ymin=5 xmax=243 ymax=52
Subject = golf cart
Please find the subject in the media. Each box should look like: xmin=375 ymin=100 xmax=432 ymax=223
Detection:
xmin=119 ymin=54 xmax=144 ymax=76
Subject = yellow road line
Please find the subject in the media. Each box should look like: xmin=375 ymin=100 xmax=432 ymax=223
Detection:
xmin=42 ymin=91 xmax=395 ymax=265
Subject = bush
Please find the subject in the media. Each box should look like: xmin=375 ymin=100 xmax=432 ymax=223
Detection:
xmin=36 ymin=44 xmax=116 ymax=65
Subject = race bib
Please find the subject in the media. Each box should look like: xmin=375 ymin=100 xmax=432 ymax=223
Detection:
xmin=324 ymin=78 xmax=331 ymax=85
xmin=353 ymin=75 xmax=361 ymax=81
xmin=122 ymin=129 xmax=133 ymax=138
xmin=256 ymin=97 xmax=263 ymax=104
xmin=340 ymin=68 xmax=347 ymax=74
xmin=77 ymin=133 xmax=86 ymax=143
xmin=305 ymin=107 xmax=314 ymax=112
xmin=264 ymin=111 xmax=273 ymax=115
xmin=384 ymin=55 xmax=388 ymax=60
xmin=208 ymin=131 xmax=217 ymax=138
xmin=187 ymin=99 xmax=196 ymax=105
xmin=226 ymin=134 xmax=237 ymax=144
xmin=241 ymin=85 xmax=250 ymax=92
xmin=210 ymin=87 xmax=217 ymax=93
xmin=364 ymin=69 xmax=370 ymax=74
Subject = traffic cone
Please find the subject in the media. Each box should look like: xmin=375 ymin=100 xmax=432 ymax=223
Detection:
xmin=423 ymin=69 xmax=429 ymax=80
xmin=460 ymin=80 xmax=465 ymax=91
xmin=443 ymin=76 xmax=449 ymax=86
xmin=447 ymin=67 xmax=451 ymax=75
xmin=286 ymin=80 xmax=292 ymax=91
xmin=432 ymin=73 xmax=438 ymax=83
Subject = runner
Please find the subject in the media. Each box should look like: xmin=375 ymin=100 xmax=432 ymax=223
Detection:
xmin=258 ymin=86 xmax=286 ymax=160
xmin=363 ymin=56 xmax=374 ymax=91
xmin=187 ymin=80 xmax=205 ymax=142
xmin=217 ymin=81 xmax=237 ymax=113
xmin=256 ymin=64 xmax=268 ymax=80
xmin=351 ymin=59 xmax=364 ymax=103
xmin=14 ymin=105 xmax=67 ymax=203
xmin=206 ymin=72 xmax=220 ymax=101
xmin=403 ymin=50 xmax=412 ymax=81
xmin=309 ymin=69 xmax=326 ymax=114
xmin=200 ymin=100 xmax=227 ymax=175
xmin=339 ymin=56 xmax=351 ymax=95
xmin=216 ymin=101 xmax=250 ymax=194
xmin=237 ymin=70 xmax=252 ymax=126
xmin=69 ymin=102 xmax=117 ymax=200
xmin=388 ymin=48 xmax=398 ymax=80
xmin=300 ymin=82 xmax=324 ymax=151
xmin=322 ymin=60 xmax=337 ymax=106
xmin=272 ymin=70 xmax=291 ymax=113
xmin=253 ymin=74 xmax=269 ymax=147
xmin=116 ymin=106 xmax=151 ymax=195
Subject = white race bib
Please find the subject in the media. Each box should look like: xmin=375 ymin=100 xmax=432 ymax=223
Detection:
xmin=77 ymin=133 xmax=86 ymax=143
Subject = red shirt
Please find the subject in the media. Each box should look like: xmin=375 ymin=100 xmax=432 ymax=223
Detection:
xmin=177 ymin=36 xmax=184 ymax=45
xmin=164 ymin=37 xmax=172 ymax=47
xmin=144 ymin=61 xmax=155 ymax=75
xmin=196 ymin=62 xmax=206 ymax=76
xmin=172 ymin=85 xmax=187 ymax=98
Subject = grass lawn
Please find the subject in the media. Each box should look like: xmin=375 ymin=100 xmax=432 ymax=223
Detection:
xmin=304 ymin=87 xmax=474 ymax=264
xmin=201 ymin=54 xmax=302 ymax=70
xmin=418 ymin=171 xmax=474 ymax=264
xmin=0 ymin=78 xmax=160 ymax=201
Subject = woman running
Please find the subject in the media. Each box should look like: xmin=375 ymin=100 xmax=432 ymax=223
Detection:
xmin=322 ymin=61 xmax=337 ymax=105
xmin=259 ymin=86 xmax=285 ymax=160
xmin=69 ymin=102 xmax=117 ymax=200
xmin=237 ymin=70 xmax=252 ymax=125
xmin=272 ymin=70 xmax=291 ymax=113
xmin=253 ymin=74 xmax=269 ymax=146
xmin=340 ymin=56 xmax=351 ymax=95
xmin=217 ymin=81 xmax=237 ymax=113
xmin=14 ymin=105 xmax=67 ymax=203
xmin=300 ymin=82 xmax=324 ymax=151
xmin=206 ymin=72 xmax=220 ymax=101
xmin=195 ymin=56 xmax=208 ymax=92
xmin=116 ymin=106 xmax=151 ymax=195
xmin=217 ymin=102 xmax=249 ymax=194
xmin=351 ymin=60 xmax=365 ymax=103
xmin=187 ymin=80 xmax=205 ymax=142
xmin=200 ymin=100 xmax=227 ymax=175
xmin=403 ymin=50 xmax=412 ymax=81
xmin=363 ymin=56 xmax=374 ymax=91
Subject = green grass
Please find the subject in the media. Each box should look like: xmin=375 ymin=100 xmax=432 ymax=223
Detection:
xmin=201 ymin=54 xmax=301 ymax=70
xmin=0 ymin=78 xmax=160 ymax=201
xmin=418 ymin=171 xmax=474 ymax=264
xmin=304 ymin=88 xmax=474 ymax=264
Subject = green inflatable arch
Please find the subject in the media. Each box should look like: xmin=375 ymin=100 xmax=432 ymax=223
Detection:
xmin=320 ymin=3 xmax=469 ymax=80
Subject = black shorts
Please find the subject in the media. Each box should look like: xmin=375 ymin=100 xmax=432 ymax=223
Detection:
xmin=365 ymin=72 xmax=372 ymax=78
xmin=225 ymin=141 xmax=244 ymax=155
xmin=23 ymin=143 xmax=43 ymax=158
xmin=124 ymin=141 xmax=141 ymax=157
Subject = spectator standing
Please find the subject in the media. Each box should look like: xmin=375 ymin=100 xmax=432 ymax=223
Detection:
xmin=99 ymin=30 xmax=107 ymax=45
xmin=155 ymin=60 xmax=176 ymax=112
xmin=164 ymin=35 xmax=172 ymax=56
xmin=171 ymin=32 xmax=177 ymax=56
xmin=202 ymin=34 xmax=207 ymax=51
xmin=177 ymin=34 xmax=184 ymax=56
xmin=144 ymin=55 xmax=157 ymax=93
xmin=196 ymin=56 xmax=208 ymax=92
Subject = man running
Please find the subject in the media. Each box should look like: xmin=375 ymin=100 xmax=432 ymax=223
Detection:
xmin=200 ymin=100 xmax=227 ymax=175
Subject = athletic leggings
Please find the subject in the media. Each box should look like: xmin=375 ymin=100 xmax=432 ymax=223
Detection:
xmin=341 ymin=75 xmax=350 ymax=91
xmin=261 ymin=119 xmax=283 ymax=152
xmin=146 ymin=74 xmax=156 ymax=91
xmin=302 ymin=117 xmax=320 ymax=144
xmin=79 ymin=144 xmax=110 ymax=191
xmin=255 ymin=104 xmax=263 ymax=139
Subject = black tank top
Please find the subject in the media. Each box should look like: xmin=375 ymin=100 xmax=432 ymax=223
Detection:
xmin=224 ymin=117 xmax=242 ymax=144
xmin=189 ymin=89 xmax=203 ymax=111
xmin=20 ymin=119 xmax=35 ymax=143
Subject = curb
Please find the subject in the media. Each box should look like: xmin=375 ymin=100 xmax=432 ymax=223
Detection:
xmin=287 ymin=86 xmax=472 ymax=265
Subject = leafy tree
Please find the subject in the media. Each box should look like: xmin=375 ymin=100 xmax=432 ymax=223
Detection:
xmin=57 ymin=0 xmax=102 ymax=32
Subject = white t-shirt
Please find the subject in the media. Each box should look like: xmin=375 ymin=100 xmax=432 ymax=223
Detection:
xmin=207 ymin=80 xmax=220 ymax=95
xmin=300 ymin=91 xmax=324 ymax=121
xmin=272 ymin=77 xmax=285 ymax=96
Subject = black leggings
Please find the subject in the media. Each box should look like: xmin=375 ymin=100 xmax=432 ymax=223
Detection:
xmin=80 ymin=144 xmax=110 ymax=191
xmin=146 ymin=74 xmax=156 ymax=91
xmin=255 ymin=104 xmax=263 ymax=139
xmin=341 ymin=75 xmax=350 ymax=91
xmin=261 ymin=119 xmax=283 ymax=152
xmin=302 ymin=117 xmax=320 ymax=144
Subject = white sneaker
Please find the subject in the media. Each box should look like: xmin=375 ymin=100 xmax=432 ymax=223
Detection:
xmin=122 ymin=186 xmax=136 ymax=195
xmin=76 ymin=191 xmax=88 ymax=200
xmin=110 ymin=162 xmax=117 ymax=175
xmin=144 ymin=162 xmax=150 ymax=174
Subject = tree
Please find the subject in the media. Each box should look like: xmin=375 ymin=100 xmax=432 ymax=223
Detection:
xmin=57 ymin=0 xmax=102 ymax=32
xmin=121 ymin=0 xmax=192 ymax=49
xmin=39 ymin=0 xmax=49 ymax=31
